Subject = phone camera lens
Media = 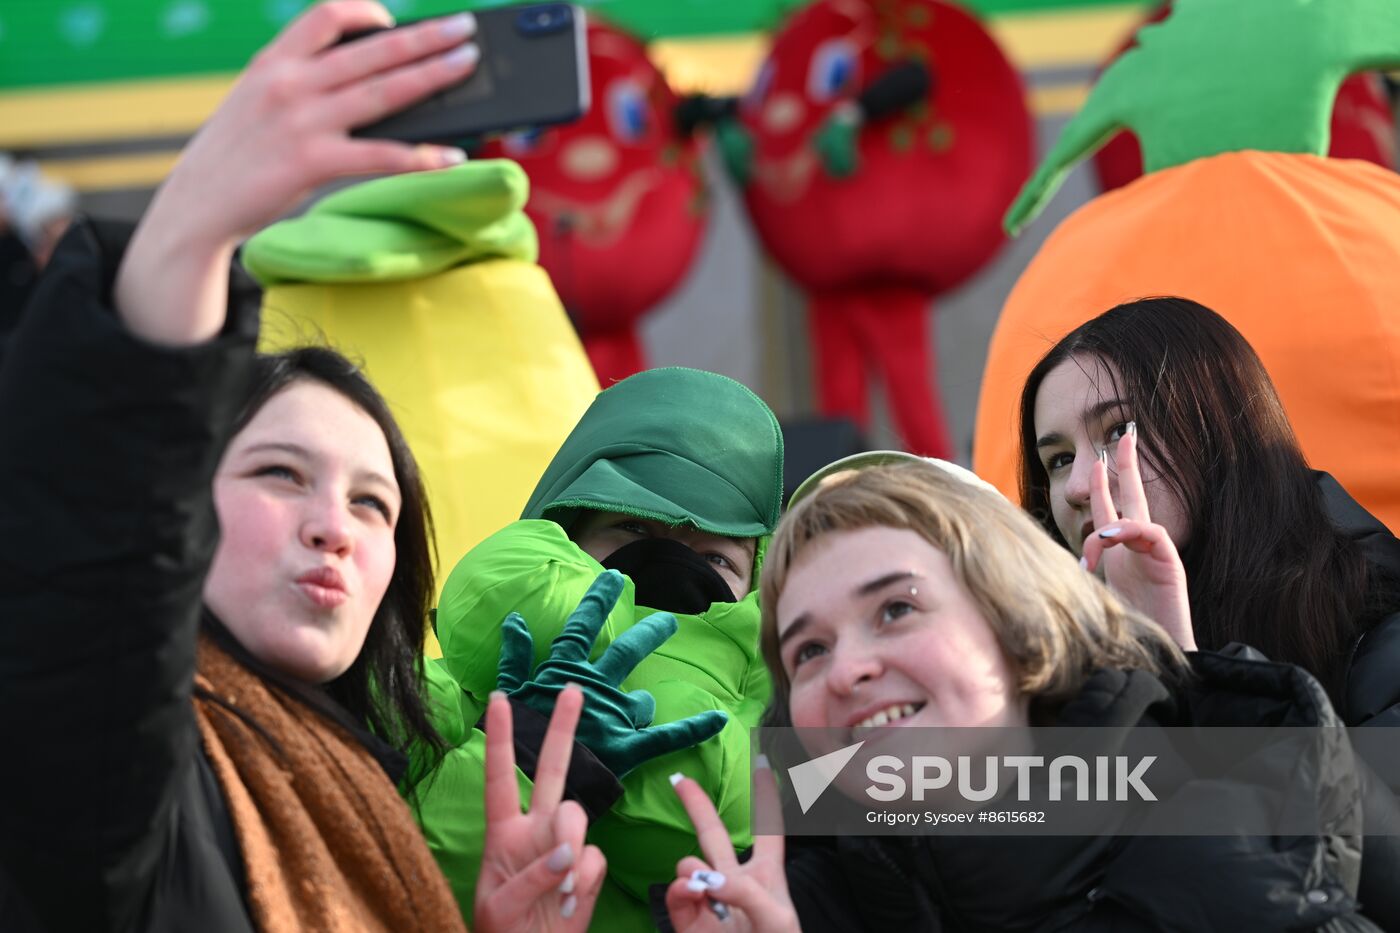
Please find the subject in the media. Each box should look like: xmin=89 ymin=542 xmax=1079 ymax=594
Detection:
xmin=517 ymin=3 xmax=570 ymax=36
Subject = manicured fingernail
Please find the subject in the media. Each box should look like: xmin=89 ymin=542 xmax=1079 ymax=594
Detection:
xmin=489 ymin=689 xmax=505 ymax=701
xmin=558 ymin=870 xmax=576 ymax=894
xmin=443 ymin=42 xmax=481 ymax=70
xmin=547 ymin=842 xmax=573 ymax=872
xmin=1126 ymin=421 xmax=1137 ymax=438
xmin=669 ymin=772 xmax=685 ymax=787
xmin=560 ymin=894 xmax=578 ymax=919
xmin=711 ymin=900 xmax=732 ymax=921
xmin=439 ymin=12 xmax=477 ymax=39
xmin=689 ymin=869 xmax=723 ymax=891
xmin=1098 ymin=527 xmax=1122 ymax=538
xmin=438 ymin=147 xmax=468 ymax=166
xmin=1098 ymin=449 xmax=1109 ymax=465
xmin=755 ymin=754 xmax=771 ymax=772
xmin=1079 ymin=556 xmax=1088 ymax=571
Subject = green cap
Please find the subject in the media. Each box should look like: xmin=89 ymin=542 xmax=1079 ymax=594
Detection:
xmin=522 ymin=367 xmax=785 ymax=539
xmin=241 ymin=160 xmax=538 ymax=285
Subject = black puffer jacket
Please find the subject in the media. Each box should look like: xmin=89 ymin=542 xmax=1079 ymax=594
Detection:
xmin=786 ymin=650 xmax=1398 ymax=932
xmin=0 ymin=221 xmax=403 ymax=933
xmin=1318 ymin=472 xmax=1400 ymax=728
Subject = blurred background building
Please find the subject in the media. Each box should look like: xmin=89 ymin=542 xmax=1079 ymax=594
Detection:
xmin=3 ymin=0 xmax=1395 ymax=468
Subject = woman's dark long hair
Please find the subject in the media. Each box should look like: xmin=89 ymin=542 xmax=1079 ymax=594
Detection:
xmin=207 ymin=346 xmax=444 ymax=769
xmin=1017 ymin=297 xmax=1372 ymax=704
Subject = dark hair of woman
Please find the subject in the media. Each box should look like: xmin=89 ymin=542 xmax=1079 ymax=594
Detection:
xmin=203 ymin=346 xmax=444 ymax=766
xmin=1018 ymin=297 xmax=1378 ymax=702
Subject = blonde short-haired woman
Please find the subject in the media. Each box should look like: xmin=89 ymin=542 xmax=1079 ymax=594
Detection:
xmin=662 ymin=439 xmax=1393 ymax=932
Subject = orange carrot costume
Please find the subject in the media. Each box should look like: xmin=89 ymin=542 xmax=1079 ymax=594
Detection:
xmin=973 ymin=0 xmax=1400 ymax=531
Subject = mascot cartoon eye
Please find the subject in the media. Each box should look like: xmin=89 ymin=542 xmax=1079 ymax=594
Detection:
xmin=807 ymin=38 xmax=859 ymax=103
xmin=606 ymin=80 xmax=651 ymax=143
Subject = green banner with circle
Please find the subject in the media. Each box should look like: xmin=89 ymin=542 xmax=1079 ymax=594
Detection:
xmin=1 ymin=0 xmax=1138 ymax=90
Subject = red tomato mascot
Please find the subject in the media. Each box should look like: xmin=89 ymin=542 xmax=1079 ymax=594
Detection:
xmin=725 ymin=0 xmax=1031 ymax=457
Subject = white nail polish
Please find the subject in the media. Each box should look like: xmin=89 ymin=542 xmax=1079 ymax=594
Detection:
xmin=704 ymin=871 xmax=727 ymax=890
xmin=1098 ymin=528 xmax=1122 ymax=539
xmin=443 ymin=42 xmax=481 ymax=70
xmin=1126 ymin=421 xmax=1137 ymax=438
xmin=558 ymin=870 xmax=576 ymax=894
xmin=686 ymin=876 xmax=709 ymax=893
xmin=1079 ymin=556 xmax=1088 ymax=571
xmin=669 ymin=772 xmax=684 ymax=787
xmin=560 ymin=894 xmax=578 ymax=919
xmin=755 ymin=754 xmax=771 ymax=772
xmin=546 ymin=842 xmax=573 ymax=873
xmin=439 ymin=12 xmax=477 ymax=39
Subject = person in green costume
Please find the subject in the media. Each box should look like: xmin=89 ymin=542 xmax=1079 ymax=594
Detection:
xmin=415 ymin=366 xmax=784 ymax=932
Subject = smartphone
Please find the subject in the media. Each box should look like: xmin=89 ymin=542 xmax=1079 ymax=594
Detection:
xmin=347 ymin=3 xmax=590 ymax=144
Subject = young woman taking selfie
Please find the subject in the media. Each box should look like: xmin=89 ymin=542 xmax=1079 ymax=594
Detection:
xmin=0 ymin=4 xmax=604 ymax=931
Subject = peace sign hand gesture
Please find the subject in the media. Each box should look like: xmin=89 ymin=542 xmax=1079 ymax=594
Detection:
xmin=664 ymin=761 xmax=800 ymax=933
xmin=1080 ymin=424 xmax=1196 ymax=651
xmin=475 ymin=685 xmax=608 ymax=933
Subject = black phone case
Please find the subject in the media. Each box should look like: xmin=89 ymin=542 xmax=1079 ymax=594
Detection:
xmin=352 ymin=3 xmax=589 ymax=145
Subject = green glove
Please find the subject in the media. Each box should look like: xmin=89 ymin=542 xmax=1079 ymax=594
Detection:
xmin=812 ymin=109 xmax=860 ymax=179
xmin=713 ymin=118 xmax=755 ymax=188
xmin=496 ymin=570 xmax=729 ymax=778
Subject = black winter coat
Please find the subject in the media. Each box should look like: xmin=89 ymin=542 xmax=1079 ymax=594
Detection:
xmin=785 ymin=650 xmax=1399 ymax=933
xmin=1318 ymin=472 xmax=1400 ymax=728
xmin=0 ymin=221 xmax=397 ymax=932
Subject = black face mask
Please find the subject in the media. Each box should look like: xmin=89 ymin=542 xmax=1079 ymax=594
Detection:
xmin=601 ymin=537 xmax=737 ymax=615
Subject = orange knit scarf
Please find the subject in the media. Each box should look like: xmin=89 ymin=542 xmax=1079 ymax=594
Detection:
xmin=192 ymin=633 xmax=468 ymax=933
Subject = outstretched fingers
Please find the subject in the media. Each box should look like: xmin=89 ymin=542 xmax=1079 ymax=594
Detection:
xmin=750 ymin=757 xmax=787 ymax=863
xmin=1088 ymin=452 xmax=1118 ymax=537
xmin=1113 ymin=424 xmax=1152 ymax=524
xmin=309 ymin=11 xmax=477 ymax=93
xmin=496 ymin=612 xmax=535 ymax=694
xmin=594 ymin=612 xmax=679 ymax=685
xmin=319 ymin=41 xmax=478 ymax=134
xmin=550 ymin=571 xmax=626 ymax=663
xmin=531 ymin=683 xmax=583 ymax=811
xmin=671 ymin=774 xmax=742 ymax=873
xmin=633 ymin=710 xmax=728 ymax=765
xmin=483 ymin=691 xmax=521 ymax=824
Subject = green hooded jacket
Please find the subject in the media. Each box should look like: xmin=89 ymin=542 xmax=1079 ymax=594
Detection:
xmin=415 ymin=368 xmax=784 ymax=931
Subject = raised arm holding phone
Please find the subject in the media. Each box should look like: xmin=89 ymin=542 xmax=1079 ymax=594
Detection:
xmin=0 ymin=4 xmax=604 ymax=931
